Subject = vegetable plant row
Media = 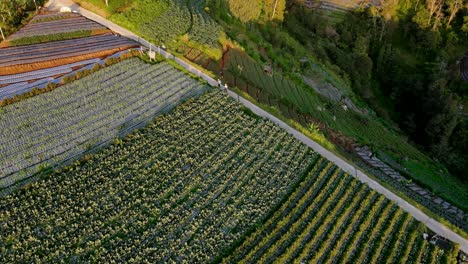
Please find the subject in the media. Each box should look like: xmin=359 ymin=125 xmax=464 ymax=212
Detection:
xmin=0 ymin=92 xmax=316 ymax=262
xmin=187 ymin=0 xmax=223 ymax=47
xmin=220 ymin=157 xmax=458 ymax=264
xmin=0 ymin=58 xmax=207 ymax=191
xmin=111 ymin=0 xmax=221 ymax=47
xmin=137 ymin=0 xmax=191 ymax=45
xmin=9 ymin=16 xmax=106 ymax=40
xmin=0 ymin=91 xmax=457 ymax=262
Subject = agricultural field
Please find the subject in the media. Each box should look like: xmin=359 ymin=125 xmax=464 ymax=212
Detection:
xmin=0 ymin=92 xmax=457 ymax=262
xmin=86 ymin=0 xmax=223 ymax=48
xmin=0 ymin=58 xmax=207 ymax=193
xmin=224 ymin=163 xmax=454 ymax=264
xmin=222 ymin=49 xmax=468 ymax=220
xmin=187 ymin=0 xmax=223 ymax=47
xmin=0 ymin=34 xmax=137 ymax=75
xmin=0 ymin=11 xmax=139 ymax=102
xmin=7 ymin=12 xmax=108 ymax=43
xmin=0 ymin=58 xmax=101 ymax=100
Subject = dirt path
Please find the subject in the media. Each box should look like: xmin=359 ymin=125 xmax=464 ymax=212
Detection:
xmin=45 ymin=0 xmax=468 ymax=252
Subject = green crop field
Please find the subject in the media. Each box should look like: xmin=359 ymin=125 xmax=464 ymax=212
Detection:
xmin=105 ymin=0 xmax=222 ymax=48
xmin=0 ymin=58 xmax=207 ymax=193
xmin=223 ymin=49 xmax=468 ymax=216
xmin=223 ymin=162 xmax=452 ymax=264
xmin=0 ymin=91 xmax=457 ymax=262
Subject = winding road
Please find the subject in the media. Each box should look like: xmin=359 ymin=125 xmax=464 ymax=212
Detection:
xmin=45 ymin=0 xmax=468 ymax=252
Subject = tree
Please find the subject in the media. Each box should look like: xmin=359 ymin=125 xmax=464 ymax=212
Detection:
xmin=0 ymin=23 xmax=4 ymax=41
xmin=446 ymin=0 xmax=464 ymax=27
xmin=263 ymin=0 xmax=287 ymax=21
xmin=431 ymin=2 xmax=444 ymax=30
xmin=412 ymin=8 xmax=431 ymax=29
xmin=227 ymin=0 xmax=262 ymax=23
xmin=425 ymin=0 xmax=443 ymax=27
xmin=461 ymin=14 xmax=468 ymax=33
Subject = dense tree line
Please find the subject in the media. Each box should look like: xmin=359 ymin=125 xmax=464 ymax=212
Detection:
xmin=284 ymin=0 xmax=467 ymax=180
xmin=0 ymin=0 xmax=45 ymax=40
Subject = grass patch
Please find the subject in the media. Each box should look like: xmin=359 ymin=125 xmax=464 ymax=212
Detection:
xmin=402 ymin=159 xmax=468 ymax=211
xmin=9 ymin=29 xmax=109 ymax=46
xmin=30 ymin=13 xmax=77 ymax=23
xmin=74 ymin=0 xmax=136 ymax=17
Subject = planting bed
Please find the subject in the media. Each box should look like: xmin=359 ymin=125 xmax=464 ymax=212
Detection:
xmin=0 ymin=58 xmax=207 ymax=191
xmin=0 ymin=34 xmax=137 ymax=69
xmin=0 ymin=91 xmax=457 ymax=262
xmin=8 ymin=15 xmax=107 ymax=40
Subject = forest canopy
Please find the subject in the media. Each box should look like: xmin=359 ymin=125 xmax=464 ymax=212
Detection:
xmin=0 ymin=0 xmax=45 ymax=39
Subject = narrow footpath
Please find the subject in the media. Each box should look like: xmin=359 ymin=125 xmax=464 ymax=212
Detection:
xmin=45 ymin=0 xmax=468 ymax=252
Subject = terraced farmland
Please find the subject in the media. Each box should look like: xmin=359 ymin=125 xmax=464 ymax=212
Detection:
xmin=187 ymin=0 xmax=223 ymax=47
xmin=0 ymin=58 xmax=207 ymax=192
xmin=110 ymin=0 xmax=221 ymax=47
xmin=0 ymin=92 xmax=457 ymax=262
xmin=8 ymin=12 xmax=107 ymax=41
xmin=0 ymin=34 xmax=137 ymax=74
xmin=223 ymin=163 xmax=455 ymax=263
xmin=0 ymin=58 xmax=101 ymax=100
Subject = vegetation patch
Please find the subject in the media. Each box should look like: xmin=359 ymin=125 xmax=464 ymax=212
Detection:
xmin=8 ymin=29 xmax=109 ymax=46
xmin=0 ymin=58 xmax=207 ymax=192
xmin=0 ymin=92 xmax=457 ymax=262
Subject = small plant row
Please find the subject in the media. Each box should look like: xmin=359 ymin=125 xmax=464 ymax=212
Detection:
xmin=0 ymin=91 xmax=318 ymax=262
xmin=187 ymin=0 xmax=222 ymax=47
xmin=0 ymin=34 xmax=137 ymax=68
xmin=9 ymin=15 xmax=106 ymax=41
xmin=219 ymin=150 xmax=458 ymax=263
xmin=30 ymin=12 xmax=79 ymax=23
xmin=137 ymin=0 xmax=192 ymax=45
xmin=0 ymin=58 xmax=207 ymax=190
